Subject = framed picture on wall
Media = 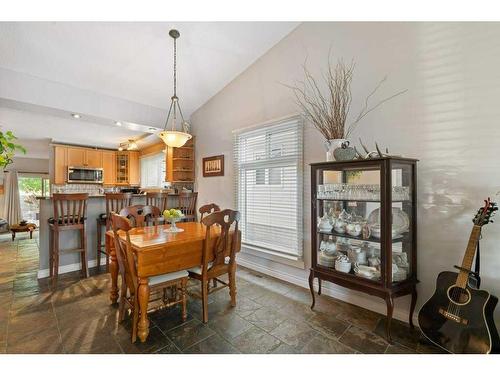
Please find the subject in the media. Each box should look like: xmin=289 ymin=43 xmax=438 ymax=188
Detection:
xmin=203 ymin=155 xmax=224 ymax=177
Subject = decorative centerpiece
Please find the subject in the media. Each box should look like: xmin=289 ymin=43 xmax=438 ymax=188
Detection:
xmin=286 ymin=57 xmax=406 ymax=161
xmin=163 ymin=209 xmax=185 ymax=233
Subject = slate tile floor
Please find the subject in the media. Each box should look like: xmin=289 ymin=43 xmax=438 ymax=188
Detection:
xmin=0 ymin=234 xmax=445 ymax=354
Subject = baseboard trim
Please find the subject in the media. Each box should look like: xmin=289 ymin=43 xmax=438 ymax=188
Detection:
xmin=37 ymin=257 xmax=108 ymax=279
xmin=237 ymin=256 xmax=416 ymax=326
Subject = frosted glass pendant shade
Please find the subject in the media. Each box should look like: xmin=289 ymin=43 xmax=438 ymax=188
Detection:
xmin=158 ymin=130 xmax=192 ymax=148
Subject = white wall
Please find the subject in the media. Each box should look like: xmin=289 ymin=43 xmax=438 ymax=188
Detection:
xmin=191 ymin=22 xmax=500 ymax=326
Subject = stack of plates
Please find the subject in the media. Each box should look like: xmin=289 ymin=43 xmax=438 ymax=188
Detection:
xmin=319 ymin=251 xmax=336 ymax=268
xmin=354 ymin=264 xmax=381 ymax=280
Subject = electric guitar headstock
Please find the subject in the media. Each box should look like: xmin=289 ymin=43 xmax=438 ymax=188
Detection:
xmin=473 ymin=197 xmax=498 ymax=226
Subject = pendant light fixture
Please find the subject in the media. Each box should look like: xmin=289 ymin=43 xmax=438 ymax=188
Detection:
xmin=158 ymin=29 xmax=192 ymax=148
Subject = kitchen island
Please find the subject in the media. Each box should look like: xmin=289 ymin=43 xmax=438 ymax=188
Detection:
xmin=36 ymin=193 xmax=181 ymax=278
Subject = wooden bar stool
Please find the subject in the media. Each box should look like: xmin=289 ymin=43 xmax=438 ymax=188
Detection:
xmin=178 ymin=191 xmax=198 ymax=222
xmin=48 ymin=193 xmax=89 ymax=284
xmin=96 ymin=192 xmax=132 ymax=271
xmin=145 ymin=192 xmax=169 ymax=213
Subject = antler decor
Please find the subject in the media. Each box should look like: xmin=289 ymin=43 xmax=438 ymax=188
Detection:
xmin=354 ymin=138 xmax=400 ymax=159
xmin=285 ymin=54 xmax=407 ymax=141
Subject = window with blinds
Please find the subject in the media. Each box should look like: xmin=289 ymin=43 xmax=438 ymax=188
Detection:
xmin=234 ymin=116 xmax=303 ymax=258
xmin=140 ymin=152 xmax=166 ymax=188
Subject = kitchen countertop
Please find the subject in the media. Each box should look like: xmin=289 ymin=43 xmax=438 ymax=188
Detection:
xmin=36 ymin=193 xmax=180 ymax=200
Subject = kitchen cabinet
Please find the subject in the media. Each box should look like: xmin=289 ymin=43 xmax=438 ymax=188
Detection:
xmin=115 ymin=151 xmax=140 ymax=185
xmin=85 ymin=149 xmax=103 ymax=168
xmin=53 ymin=145 xmax=67 ymax=185
xmin=66 ymin=147 xmax=102 ymax=168
xmin=67 ymin=147 xmax=86 ymax=167
xmin=128 ymin=151 xmax=140 ymax=186
xmin=102 ymin=151 xmax=116 ymax=185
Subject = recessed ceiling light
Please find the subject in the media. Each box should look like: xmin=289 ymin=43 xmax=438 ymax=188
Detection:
xmin=115 ymin=121 xmax=122 ymax=126
xmin=71 ymin=113 xmax=81 ymax=119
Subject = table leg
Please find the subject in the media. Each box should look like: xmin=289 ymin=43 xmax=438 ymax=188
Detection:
xmin=106 ymin=233 xmax=119 ymax=304
xmin=137 ymin=278 xmax=150 ymax=343
xmin=11 ymin=232 xmax=15 ymax=241
xmin=29 ymin=230 xmax=33 ymax=239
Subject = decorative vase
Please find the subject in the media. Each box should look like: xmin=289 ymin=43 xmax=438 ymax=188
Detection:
xmin=324 ymin=139 xmax=347 ymax=161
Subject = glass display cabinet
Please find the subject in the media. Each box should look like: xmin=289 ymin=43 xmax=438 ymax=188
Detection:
xmin=309 ymin=157 xmax=418 ymax=342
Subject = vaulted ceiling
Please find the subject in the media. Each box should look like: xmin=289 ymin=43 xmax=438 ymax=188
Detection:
xmin=0 ymin=22 xmax=298 ymax=155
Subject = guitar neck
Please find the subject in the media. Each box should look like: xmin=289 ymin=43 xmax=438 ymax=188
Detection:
xmin=456 ymin=225 xmax=482 ymax=288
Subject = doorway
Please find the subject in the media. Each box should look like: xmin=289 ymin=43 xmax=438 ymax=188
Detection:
xmin=18 ymin=173 xmax=50 ymax=226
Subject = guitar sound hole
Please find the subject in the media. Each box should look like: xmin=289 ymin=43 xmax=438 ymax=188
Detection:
xmin=447 ymin=286 xmax=470 ymax=305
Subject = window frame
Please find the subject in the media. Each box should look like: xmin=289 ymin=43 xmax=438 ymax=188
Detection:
xmin=233 ymin=115 xmax=304 ymax=262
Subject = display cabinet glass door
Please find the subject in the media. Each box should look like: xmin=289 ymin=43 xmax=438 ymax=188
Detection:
xmin=315 ymin=165 xmax=387 ymax=284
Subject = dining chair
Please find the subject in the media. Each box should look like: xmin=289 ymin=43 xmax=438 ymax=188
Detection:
xmin=198 ymin=203 xmax=221 ymax=222
xmin=48 ymin=193 xmax=89 ymax=284
xmin=119 ymin=204 xmax=161 ymax=227
xmin=110 ymin=213 xmax=188 ymax=343
xmin=188 ymin=209 xmax=240 ymax=323
xmin=178 ymin=191 xmax=198 ymax=222
xmin=96 ymin=192 xmax=132 ymax=271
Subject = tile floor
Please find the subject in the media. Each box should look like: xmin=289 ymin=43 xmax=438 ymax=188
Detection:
xmin=0 ymin=233 xmax=445 ymax=354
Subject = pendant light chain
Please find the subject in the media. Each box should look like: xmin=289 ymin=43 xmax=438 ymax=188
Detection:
xmin=158 ymin=29 xmax=192 ymax=148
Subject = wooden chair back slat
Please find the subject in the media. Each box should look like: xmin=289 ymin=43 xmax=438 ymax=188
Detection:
xmin=201 ymin=209 xmax=240 ymax=274
xmin=178 ymin=192 xmax=198 ymax=221
xmin=199 ymin=203 xmax=221 ymax=222
xmin=52 ymin=193 xmax=88 ymax=226
xmin=119 ymin=205 xmax=161 ymax=228
xmin=104 ymin=193 xmax=132 ymax=229
xmin=110 ymin=213 xmax=138 ymax=292
xmin=145 ymin=192 xmax=170 ymax=213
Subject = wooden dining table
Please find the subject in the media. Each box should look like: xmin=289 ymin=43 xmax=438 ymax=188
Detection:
xmin=105 ymin=221 xmax=241 ymax=342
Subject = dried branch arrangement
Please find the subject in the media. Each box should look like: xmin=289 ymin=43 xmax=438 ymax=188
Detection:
xmin=286 ymin=56 xmax=407 ymax=141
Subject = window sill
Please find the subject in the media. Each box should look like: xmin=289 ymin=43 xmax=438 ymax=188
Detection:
xmin=239 ymin=243 xmax=305 ymax=269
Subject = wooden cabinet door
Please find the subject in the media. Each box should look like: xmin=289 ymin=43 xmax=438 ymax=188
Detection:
xmin=85 ymin=149 xmax=103 ymax=168
xmin=53 ymin=146 xmax=67 ymax=184
xmin=67 ymin=147 xmax=86 ymax=167
xmin=102 ymin=151 xmax=116 ymax=185
xmin=128 ymin=151 xmax=140 ymax=186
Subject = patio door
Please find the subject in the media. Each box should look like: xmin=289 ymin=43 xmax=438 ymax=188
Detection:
xmin=18 ymin=173 xmax=50 ymax=226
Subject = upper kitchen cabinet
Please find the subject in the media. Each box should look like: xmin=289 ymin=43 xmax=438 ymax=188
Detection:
xmin=67 ymin=147 xmax=103 ymax=168
xmin=128 ymin=151 xmax=140 ymax=186
xmin=116 ymin=151 xmax=140 ymax=185
xmin=53 ymin=145 xmax=67 ymax=185
xmin=85 ymin=149 xmax=103 ymax=168
xmin=66 ymin=147 xmax=86 ymax=167
xmin=102 ymin=150 xmax=116 ymax=185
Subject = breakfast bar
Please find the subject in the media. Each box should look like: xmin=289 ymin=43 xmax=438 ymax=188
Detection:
xmin=35 ymin=194 xmax=181 ymax=278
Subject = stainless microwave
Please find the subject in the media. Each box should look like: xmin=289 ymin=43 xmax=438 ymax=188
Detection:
xmin=67 ymin=166 xmax=104 ymax=184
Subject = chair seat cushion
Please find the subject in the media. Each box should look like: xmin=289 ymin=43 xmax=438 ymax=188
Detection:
xmin=188 ymin=257 xmax=230 ymax=275
xmin=150 ymin=270 xmax=189 ymax=286
xmin=48 ymin=217 xmax=86 ymax=225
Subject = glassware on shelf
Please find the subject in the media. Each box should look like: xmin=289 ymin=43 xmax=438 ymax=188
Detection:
xmin=317 ymin=183 xmax=410 ymax=201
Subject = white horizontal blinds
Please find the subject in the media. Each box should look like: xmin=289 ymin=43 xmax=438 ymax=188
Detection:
xmin=234 ymin=116 xmax=303 ymax=257
xmin=140 ymin=152 xmax=165 ymax=188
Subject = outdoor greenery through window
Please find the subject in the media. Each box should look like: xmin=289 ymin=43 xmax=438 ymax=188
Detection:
xmin=18 ymin=173 xmax=50 ymax=226
xmin=234 ymin=116 xmax=303 ymax=258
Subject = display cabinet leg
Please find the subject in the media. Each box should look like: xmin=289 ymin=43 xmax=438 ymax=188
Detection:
xmin=385 ymin=295 xmax=394 ymax=344
xmin=318 ymin=278 xmax=322 ymax=295
xmin=308 ymin=270 xmax=316 ymax=310
xmin=409 ymin=287 xmax=417 ymax=329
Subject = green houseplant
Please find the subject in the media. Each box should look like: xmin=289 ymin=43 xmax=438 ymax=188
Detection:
xmin=0 ymin=131 xmax=26 ymax=169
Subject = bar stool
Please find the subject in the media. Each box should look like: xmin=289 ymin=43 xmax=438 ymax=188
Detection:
xmin=178 ymin=191 xmax=198 ymax=222
xmin=48 ymin=193 xmax=89 ymax=283
xmin=96 ymin=192 xmax=132 ymax=271
xmin=145 ymin=192 xmax=170 ymax=212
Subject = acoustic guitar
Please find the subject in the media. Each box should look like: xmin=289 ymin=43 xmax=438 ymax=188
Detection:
xmin=418 ymin=198 xmax=500 ymax=354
